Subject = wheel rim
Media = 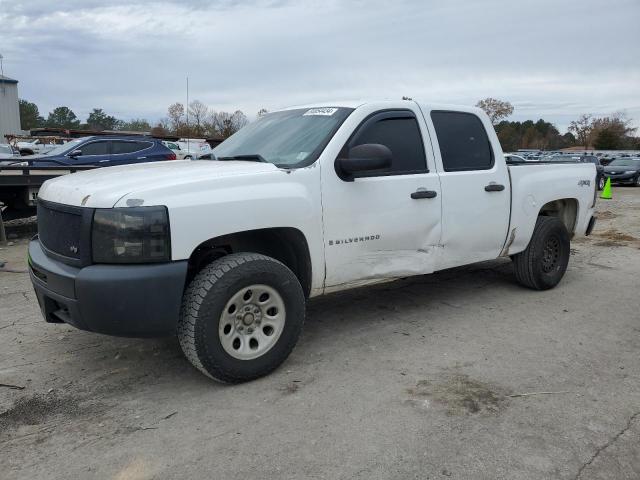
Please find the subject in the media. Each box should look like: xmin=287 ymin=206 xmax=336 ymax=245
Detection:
xmin=599 ymin=178 xmax=605 ymax=189
xmin=541 ymin=236 xmax=561 ymax=273
xmin=218 ymin=284 xmax=286 ymax=360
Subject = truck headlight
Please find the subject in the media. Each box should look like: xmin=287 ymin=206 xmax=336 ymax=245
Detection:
xmin=92 ymin=206 xmax=171 ymax=263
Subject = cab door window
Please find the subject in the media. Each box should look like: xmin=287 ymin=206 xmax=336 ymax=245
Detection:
xmin=347 ymin=111 xmax=427 ymax=176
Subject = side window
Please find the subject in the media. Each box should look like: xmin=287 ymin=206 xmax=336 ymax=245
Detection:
xmin=79 ymin=141 xmax=109 ymax=156
xmin=349 ymin=113 xmax=427 ymax=175
xmin=431 ymin=111 xmax=494 ymax=172
xmin=112 ymin=141 xmax=152 ymax=154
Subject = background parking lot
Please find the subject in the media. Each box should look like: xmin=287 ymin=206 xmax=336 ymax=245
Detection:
xmin=1 ymin=189 xmax=639 ymax=480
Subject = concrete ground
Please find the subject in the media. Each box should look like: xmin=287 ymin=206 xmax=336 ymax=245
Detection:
xmin=1 ymin=188 xmax=639 ymax=480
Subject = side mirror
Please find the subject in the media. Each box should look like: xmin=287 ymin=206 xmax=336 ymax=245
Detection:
xmin=69 ymin=149 xmax=82 ymax=157
xmin=335 ymin=143 xmax=392 ymax=181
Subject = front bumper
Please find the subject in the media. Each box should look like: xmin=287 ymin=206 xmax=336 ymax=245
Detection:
xmin=606 ymin=173 xmax=636 ymax=183
xmin=28 ymin=238 xmax=188 ymax=337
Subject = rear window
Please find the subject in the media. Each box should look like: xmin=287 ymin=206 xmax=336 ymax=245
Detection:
xmin=431 ymin=111 xmax=494 ymax=171
xmin=112 ymin=141 xmax=152 ymax=154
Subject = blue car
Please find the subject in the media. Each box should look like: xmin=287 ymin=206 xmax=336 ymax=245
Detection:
xmin=22 ymin=135 xmax=177 ymax=167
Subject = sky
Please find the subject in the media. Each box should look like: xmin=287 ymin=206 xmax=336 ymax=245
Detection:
xmin=1 ymin=0 xmax=639 ymax=133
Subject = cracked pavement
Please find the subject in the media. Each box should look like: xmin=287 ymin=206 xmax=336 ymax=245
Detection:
xmin=1 ymin=188 xmax=639 ymax=479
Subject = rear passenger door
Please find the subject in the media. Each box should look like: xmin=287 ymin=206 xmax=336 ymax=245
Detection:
xmin=425 ymin=110 xmax=511 ymax=269
xmin=110 ymin=140 xmax=154 ymax=165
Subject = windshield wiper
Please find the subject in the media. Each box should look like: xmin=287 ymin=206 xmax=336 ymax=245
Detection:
xmin=217 ymin=154 xmax=268 ymax=163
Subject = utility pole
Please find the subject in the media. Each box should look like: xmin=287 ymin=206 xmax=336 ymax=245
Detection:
xmin=186 ymin=77 xmax=189 ymax=153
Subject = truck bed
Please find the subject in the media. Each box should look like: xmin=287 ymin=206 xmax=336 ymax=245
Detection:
xmin=506 ymin=161 xmax=596 ymax=255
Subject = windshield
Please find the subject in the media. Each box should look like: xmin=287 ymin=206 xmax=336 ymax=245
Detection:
xmin=608 ymin=158 xmax=640 ymax=167
xmin=44 ymin=138 xmax=84 ymax=156
xmin=212 ymin=107 xmax=353 ymax=167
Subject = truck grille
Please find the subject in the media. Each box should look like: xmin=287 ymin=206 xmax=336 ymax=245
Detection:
xmin=37 ymin=200 xmax=92 ymax=265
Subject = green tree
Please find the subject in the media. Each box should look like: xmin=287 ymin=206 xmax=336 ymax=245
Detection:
xmin=86 ymin=108 xmax=121 ymax=131
xmin=45 ymin=106 xmax=81 ymax=129
xmin=593 ymin=128 xmax=620 ymax=149
xmin=19 ymin=99 xmax=44 ymax=130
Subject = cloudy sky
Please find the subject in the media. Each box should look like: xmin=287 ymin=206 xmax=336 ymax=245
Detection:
xmin=2 ymin=0 xmax=639 ymax=132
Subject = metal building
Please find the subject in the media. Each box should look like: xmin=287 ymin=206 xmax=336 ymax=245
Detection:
xmin=0 ymin=75 xmax=21 ymax=141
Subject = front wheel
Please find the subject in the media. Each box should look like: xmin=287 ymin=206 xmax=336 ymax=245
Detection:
xmin=177 ymin=253 xmax=305 ymax=383
xmin=512 ymin=216 xmax=570 ymax=290
xmin=634 ymin=175 xmax=640 ymax=187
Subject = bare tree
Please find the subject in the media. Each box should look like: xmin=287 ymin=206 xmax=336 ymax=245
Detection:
xmin=188 ymin=100 xmax=209 ymax=136
xmin=167 ymin=102 xmax=185 ymax=133
xmin=257 ymin=108 xmax=269 ymax=117
xmin=210 ymin=110 xmax=249 ymax=138
xmin=476 ymin=98 xmax=514 ymax=124
xmin=568 ymin=114 xmax=593 ymax=148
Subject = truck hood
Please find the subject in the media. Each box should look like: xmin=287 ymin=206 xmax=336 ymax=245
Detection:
xmin=38 ymin=160 xmax=280 ymax=208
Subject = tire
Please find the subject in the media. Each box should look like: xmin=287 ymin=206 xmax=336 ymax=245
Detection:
xmin=184 ymin=155 xmax=192 ymax=160
xmin=634 ymin=175 xmax=640 ymax=187
xmin=512 ymin=216 xmax=570 ymax=290
xmin=177 ymin=253 xmax=305 ymax=383
xmin=598 ymin=176 xmax=605 ymax=190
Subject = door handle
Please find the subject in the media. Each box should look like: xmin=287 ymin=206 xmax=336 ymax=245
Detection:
xmin=484 ymin=183 xmax=505 ymax=192
xmin=411 ymin=190 xmax=438 ymax=199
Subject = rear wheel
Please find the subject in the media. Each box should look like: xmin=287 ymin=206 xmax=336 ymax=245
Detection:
xmin=598 ymin=176 xmax=605 ymax=190
xmin=177 ymin=253 xmax=305 ymax=383
xmin=512 ymin=216 xmax=570 ymax=290
xmin=634 ymin=175 xmax=640 ymax=187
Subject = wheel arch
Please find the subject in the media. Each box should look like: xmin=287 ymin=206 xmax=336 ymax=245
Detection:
xmin=538 ymin=198 xmax=578 ymax=236
xmin=186 ymin=227 xmax=313 ymax=298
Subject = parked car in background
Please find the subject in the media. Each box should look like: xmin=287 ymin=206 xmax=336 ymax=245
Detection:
xmin=0 ymin=143 xmax=20 ymax=161
xmin=0 ymin=135 xmax=177 ymax=220
xmin=541 ymin=154 xmax=605 ymax=190
xmin=16 ymin=138 xmax=65 ymax=156
xmin=504 ymin=154 xmax=528 ymax=164
xmin=604 ymin=158 xmax=640 ymax=186
xmin=579 ymin=155 xmax=606 ymax=190
xmin=21 ymin=135 xmax=177 ymax=167
xmin=177 ymin=140 xmax=212 ymax=159
xmin=162 ymin=141 xmax=191 ymax=159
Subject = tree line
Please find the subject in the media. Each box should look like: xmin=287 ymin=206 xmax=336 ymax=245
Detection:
xmin=476 ymin=97 xmax=639 ymax=151
xmin=18 ymin=99 xmax=262 ymax=139
xmin=19 ymin=96 xmax=639 ymax=149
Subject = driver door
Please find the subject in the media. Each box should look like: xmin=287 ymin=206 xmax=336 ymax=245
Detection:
xmin=71 ymin=140 xmax=111 ymax=165
xmin=320 ymin=107 xmax=442 ymax=291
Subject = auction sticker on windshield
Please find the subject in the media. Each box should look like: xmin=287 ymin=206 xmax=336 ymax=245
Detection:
xmin=303 ymin=107 xmax=338 ymax=116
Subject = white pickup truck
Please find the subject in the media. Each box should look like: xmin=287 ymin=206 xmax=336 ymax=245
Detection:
xmin=28 ymin=100 xmax=597 ymax=382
